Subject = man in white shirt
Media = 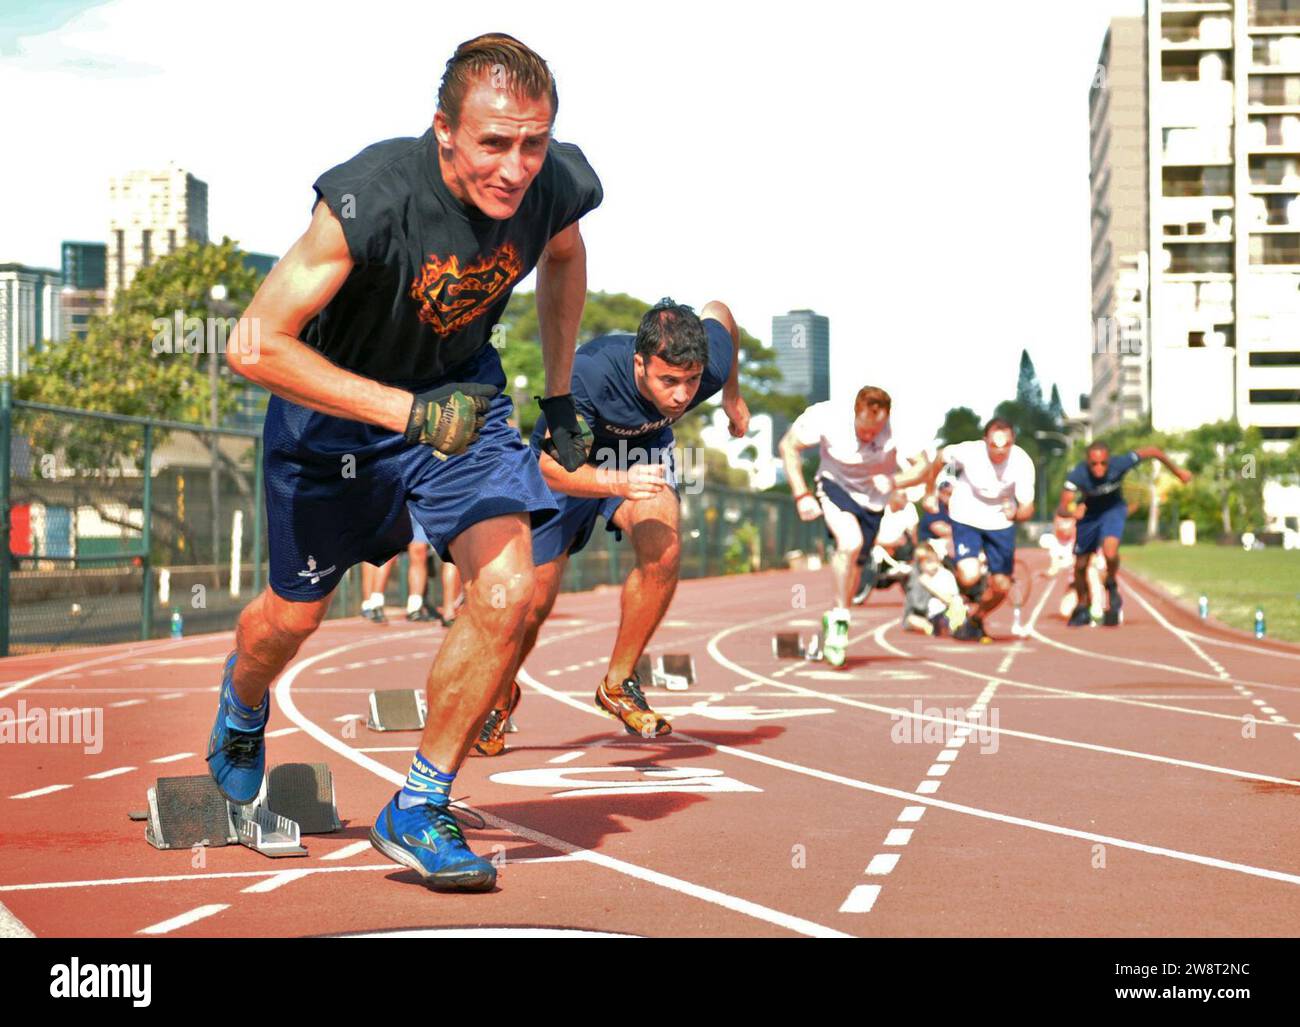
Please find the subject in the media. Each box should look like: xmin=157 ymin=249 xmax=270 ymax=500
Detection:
xmin=921 ymin=418 xmax=1036 ymax=642
xmin=778 ymin=386 xmax=931 ymax=667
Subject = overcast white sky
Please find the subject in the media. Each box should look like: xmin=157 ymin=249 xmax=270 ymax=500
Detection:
xmin=0 ymin=0 xmax=1145 ymax=444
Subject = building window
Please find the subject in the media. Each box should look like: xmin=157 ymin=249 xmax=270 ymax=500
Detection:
xmin=1249 ymin=350 xmax=1300 ymax=365
xmin=1249 ymin=74 xmax=1300 ymax=106
xmin=1249 ymin=388 xmax=1300 ymax=402
xmin=1163 ymin=166 xmax=1232 ymax=196
xmin=1249 ymin=233 xmax=1300 ymax=264
xmin=1165 ymin=242 xmax=1232 ymax=273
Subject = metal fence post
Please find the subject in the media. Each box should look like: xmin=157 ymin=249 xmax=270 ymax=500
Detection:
xmin=0 ymin=380 xmax=11 ymax=657
xmin=141 ymin=423 xmax=154 ymax=641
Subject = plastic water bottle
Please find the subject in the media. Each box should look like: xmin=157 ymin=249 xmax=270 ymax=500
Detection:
xmin=1011 ymin=607 xmax=1023 ymax=637
xmin=1255 ymin=608 xmax=1265 ymax=639
xmin=170 ymin=608 xmax=183 ymax=639
xmin=1198 ymin=595 xmax=1209 ymax=619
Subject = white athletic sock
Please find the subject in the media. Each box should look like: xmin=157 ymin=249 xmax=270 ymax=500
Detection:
xmin=362 ymin=592 xmax=385 ymax=612
xmin=406 ymin=594 xmax=423 ymax=614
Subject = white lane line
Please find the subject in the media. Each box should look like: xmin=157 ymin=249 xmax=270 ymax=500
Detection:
xmin=936 ymin=749 xmax=960 ymax=762
xmin=549 ymin=751 xmax=585 ymax=764
xmin=10 ymin=785 xmax=72 ymax=799
xmin=839 ymin=885 xmax=881 ymax=913
xmin=266 ymin=727 xmax=300 ymax=738
xmin=109 ymin=699 xmax=147 ymax=708
xmin=319 ymin=841 xmax=373 ymax=862
xmin=925 ymin=764 xmax=950 ymax=777
xmin=151 ymin=753 xmax=194 ymax=764
xmin=876 ymin=624 xmax=1295 ymax=732
xmin=355 ymin=747 xmax=417 ymax=754
xmin=157 ymin=692 xmax=184 ymax=701
xmin=241 ymin=871 xmax=312 ymax=894
xmin=278 ymin=633 xmax=848 ymax=939
xmin=138 ymin=904 xmax=229 ymax=935
xmin=681 ymin=619 xmax=1300 ymax=890
xmin=0 ymin=864 xmax=407 ymax=892
xmin=865 ymin=854 xmax=900 ymax=875
xmin=85 ymin=767 xmax=135 ymax=780
xmin=1121 ymin=583 xmax=1230 ymax=678
xmin=0 ymin=634 xmax=219 ymax=701
xmin=0 ymin=900 xmax=34 ymax=938
xmin=1177 ymin=627 xmax=1300 ymax=662
xmin=898 ymin=807 xmax=927 ymax=823
xmin=884 ymin=829 xmax=913 ymax=846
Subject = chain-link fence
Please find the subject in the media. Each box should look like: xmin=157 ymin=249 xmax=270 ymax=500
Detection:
xmin=2 ymin=385 xmax=825 ymax=654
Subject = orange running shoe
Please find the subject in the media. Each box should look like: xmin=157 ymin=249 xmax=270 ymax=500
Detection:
xmin=595 ymin=677 xmax=671 ymax=738
xmin=472 ymin=681 xmax=521 ymax=757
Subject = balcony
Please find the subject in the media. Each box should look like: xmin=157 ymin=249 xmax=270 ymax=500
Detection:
xmin=1158 ymin=80 xmax=1234 ymax=126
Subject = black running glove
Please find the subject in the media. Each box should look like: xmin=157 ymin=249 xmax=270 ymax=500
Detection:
xmin=535 ymin=394 xmax=591 ymax=472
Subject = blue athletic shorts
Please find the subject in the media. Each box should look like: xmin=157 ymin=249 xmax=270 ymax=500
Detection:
xmin=531 ymin=449 xmax=678 ymax=566
xmin=816 ymin=477 xmax=884 ymax=552
xmin=1074 ymin=503 xmax=1126 ymax=555
xmin=409 ymin=512 xmax=429 ymax=546
xmin=263 ymin=377 xmax=556 ymax=602
xmin=951 ymin=520 xmax=1017 ymax=577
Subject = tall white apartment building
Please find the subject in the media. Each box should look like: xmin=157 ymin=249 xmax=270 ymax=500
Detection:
xmin=1148 ymin=0 xmax=1300 ymax=443
xmin=1090 ymin=17 xmax=1151 ymax=435
xmin=106 ymin=164 xmax=209 ymax=303
xmin=0 ymin=264 xmax=63 ymax=378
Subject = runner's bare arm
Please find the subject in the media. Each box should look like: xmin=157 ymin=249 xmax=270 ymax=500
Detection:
xmin=535 ymin=220 xmax=586 ymax=399
xmin=700 ymin=299 xmax=749 ymax=437
xmin=226 ymin=200 xmax=415 ymax=433
xmin=537 ymin=449 xmax=665 ymax=500
xmin=777 ymin=427 xmax=814 ymax=500
xmin=1135 ymin=446 xmax=1193 ymax=484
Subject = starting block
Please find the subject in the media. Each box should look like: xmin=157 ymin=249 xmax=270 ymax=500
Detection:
xmin=367 ymin=688 xmax=427 ymax=731
xmin=772 ymin=631 xmax=822 ymax=661
xmin=140 ymin=763 xmax=340 ymax=859
xmin=633 ymin=652 xmax=695 ymax=691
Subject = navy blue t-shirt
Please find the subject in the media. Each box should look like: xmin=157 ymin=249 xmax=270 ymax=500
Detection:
xmin=532 ymin=318 xmax=734 ymax=467
xmin=1064 ymin=450 xmax=1140 ymax=513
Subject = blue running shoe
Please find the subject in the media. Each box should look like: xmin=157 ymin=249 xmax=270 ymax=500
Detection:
xmin=370 ymin=793 xmax=496 ymax=892
xmin=205 ymin=652 xmax=268 ymax=805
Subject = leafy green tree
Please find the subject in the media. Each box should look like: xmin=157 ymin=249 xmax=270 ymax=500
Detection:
xmin=1015 ymin=350 xmax=1045 ymax=411
xmin=936 ymin=406 xmax=982 ymax=446
xmin=1174 ymin=421 xmax=1277 ymax=539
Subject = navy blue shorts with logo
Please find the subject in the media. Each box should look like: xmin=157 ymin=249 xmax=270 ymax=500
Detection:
xmin=951 ymin=520 xmax=1017 ymax=576
xmin=1074 ymin=503 xmax=1127 ymax=555
xmin=816 ymin=477 xmax=885 ymax=552
xmin=263 ymin=385 xmax=556 ymax=602
xmin=531 ymin=445 xmax=678 ymax=566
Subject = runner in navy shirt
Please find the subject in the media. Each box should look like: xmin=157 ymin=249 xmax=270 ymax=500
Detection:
xmin=1057 ymin=442 xmax=1191 ymax=626
xmin=471 ymin=298 xmax=748 ymax=752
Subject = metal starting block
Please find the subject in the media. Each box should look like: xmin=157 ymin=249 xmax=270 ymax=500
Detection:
xmin=772 ymin=631 xmax=822 ymax=661
xmin=653 ymin=653 xmax=695 ymax=692
xmin=141 ymin=763 xmax=340 ymax=859
xmin=367 ymin=688 xmax=427 ymax=731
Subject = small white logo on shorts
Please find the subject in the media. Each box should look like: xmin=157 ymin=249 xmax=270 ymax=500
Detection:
xmin=957 ymin=544 xmax=970 ymax=556
xmin=298 ymin=555 xmax=337 ymax=585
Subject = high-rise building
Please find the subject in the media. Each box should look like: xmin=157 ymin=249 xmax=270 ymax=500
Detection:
xmin=1146 ymin=0 xmax=1300 ymax=443
xmin=60 ymin=241 xmax=107 ymax=340
xmin=1090 ymin=17 xmax=1151 ymax=435
xmin=107 ymin=164 xmax=209 ymax=302
xmin=770 ymin=309 xmax=830 ymax=442
xmin=0 ymin=264 xmax=63 ymax=378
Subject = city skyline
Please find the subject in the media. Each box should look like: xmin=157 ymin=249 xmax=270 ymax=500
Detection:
xmin=0 ymin=0 xmax=1143 ymax=446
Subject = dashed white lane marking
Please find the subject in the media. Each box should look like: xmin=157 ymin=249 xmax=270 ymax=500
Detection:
xmin=1121 ymin=583 xmax=1232 ymax=679
xmin=865 ymin=854 xmax=900 ymax=875
xmin=85 ymin=767 xmax=135 ymax=780
xmin=884 ymin=829 xmax=913 ymax=845
xmin=838 ymin=885 xmax=881 ymax=913
xmin=151 ymin=753 xmax=194 ymax=764
xmin=241 ymin=870 xmax=312 ymax=894
xmin=109 ymin=699 xmax=147 ymax=708
xmin=266 ymin=727 xmax=300 ymax=738
xmin=0 ymin=634 xmax=218 ymax=701
xmin=926 ymin=764 xmax=951 ymax=777
xmin=157 ymin=692 xmax=185 ymax=700
xmin=319 ymin=841 xmax=372 ymax=862
xmin=915 ymin=780 xmax=940 ymax=794
xmin=138 ymin=904 xmax=229 ymax=935
xmin=898 ymin=807 xmax=926 ymax=823
xmin=280 ymin=633 xmax=849 ymax=939
xmin=10 ymin=784 xmax=72 ymax=799
xmin=549 ymin=750 xmax=585 ymax=764
xmin=936 ymin=749 xmax=959 ymax=762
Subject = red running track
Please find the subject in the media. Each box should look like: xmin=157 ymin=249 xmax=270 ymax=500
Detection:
xmin=2 ymin=551 xmax=1299 ymax=938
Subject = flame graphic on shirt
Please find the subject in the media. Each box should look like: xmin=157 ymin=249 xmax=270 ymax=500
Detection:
xmin=409 ymin=242 xmax=524 ymax=336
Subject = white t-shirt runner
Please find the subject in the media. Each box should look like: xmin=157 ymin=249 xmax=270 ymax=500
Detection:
xmin=942 ymin=439 xmax=1037 ymax=531
xmin=790 ymin=401 xmax=922 ymax=513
